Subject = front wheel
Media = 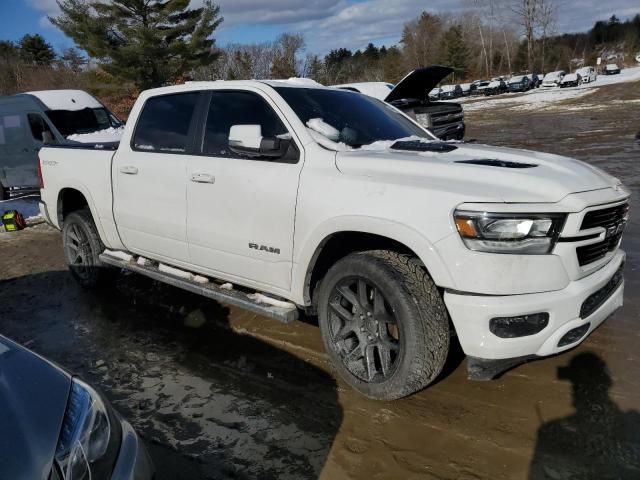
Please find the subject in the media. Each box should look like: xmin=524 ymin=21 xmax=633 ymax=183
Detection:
xmin=62 ymin=208 xmax=112 ymax=288
xmin=317 ymin=250 xmax=450 ymax=400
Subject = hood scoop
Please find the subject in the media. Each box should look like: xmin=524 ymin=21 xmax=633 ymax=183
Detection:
xmin=455 ymin=159 xmax=538 ymax=168
xmin=391 ymin=140 xmax=458 ymax=153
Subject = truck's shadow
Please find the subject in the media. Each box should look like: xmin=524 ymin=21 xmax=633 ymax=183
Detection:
xmin=529 ymin=352 xmax=640 ymax=479
xmin=0 ymin=269 xmax=343 ymax=480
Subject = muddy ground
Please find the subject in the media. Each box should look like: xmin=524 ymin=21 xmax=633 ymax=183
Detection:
xmin=1 ymin=81 xmax=639 ymax=480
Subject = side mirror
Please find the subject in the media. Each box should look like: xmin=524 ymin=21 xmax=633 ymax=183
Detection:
xmin=228 ymin=124 xmax=291 ymax=159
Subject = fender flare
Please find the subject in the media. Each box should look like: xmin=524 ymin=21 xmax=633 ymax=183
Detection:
xmin=291 ymin=215 xmax=456 ymax=305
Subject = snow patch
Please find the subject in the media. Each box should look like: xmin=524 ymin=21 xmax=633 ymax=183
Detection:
xmin=306 ymin=128 xmax=351 ymax=151
xmin=307 ymin=118 xmax=340 ymax=141
xmin=220 ymin=283 xmax=234 ymax=290
xmin=25 ymin=89 xmax=102 ymax=111
xmin=67 ymin=127 xmax=124 ymax=143
xmin=136 ymin=256 xmax=151 ymax=267
xmin=247 ymin=293 xmax=296 ymax=309
xmin=104 ymin=250 xmax=133 ymax=262
xmin=193 ymin=275 xmax=209 ymax=284
xmin=158 ymin=263 xmax=193 ymax=280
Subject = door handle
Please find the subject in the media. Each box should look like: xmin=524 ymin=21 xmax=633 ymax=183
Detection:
xmin=120 ymin=166 xmax=139 ymax=175
xmin=190 ymin=173 xmax=215 ymax=184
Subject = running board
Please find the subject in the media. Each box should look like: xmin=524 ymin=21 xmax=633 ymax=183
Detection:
xmin=98 ymin=254 xmax=299 ymax=324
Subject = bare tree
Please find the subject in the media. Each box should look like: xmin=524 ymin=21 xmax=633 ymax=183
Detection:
xmin=511 ymin=0 xmax=539 ymax=71
xmin=537 ymin=0 xmax=557 ymax=73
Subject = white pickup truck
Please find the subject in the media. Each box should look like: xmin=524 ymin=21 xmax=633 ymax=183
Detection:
xmin=38 ymin=80 xmax=629 ymax=400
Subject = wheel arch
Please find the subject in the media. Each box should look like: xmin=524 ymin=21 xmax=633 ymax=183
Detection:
xmin=55 ymin=185 xmax=110 ymax=244
xmin=294 ymin=218 xmax=455 ymax=308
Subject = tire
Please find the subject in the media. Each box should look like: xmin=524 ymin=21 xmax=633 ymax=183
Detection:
xmin=62 ymin=208 xmax=112 ymax=288
xmin=317 ymin=250 xmax=450 ymax=400
xmin=0 ymin=182 xmax=7 ymax=201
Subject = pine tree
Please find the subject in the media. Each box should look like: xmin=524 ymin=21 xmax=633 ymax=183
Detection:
xmin=51 ymin=0 xmax=222 ymax=89
xmin=443 ymin=25 xmax=470 ymax=78
xmin=18 ymin=34 xmax=56 ymax=65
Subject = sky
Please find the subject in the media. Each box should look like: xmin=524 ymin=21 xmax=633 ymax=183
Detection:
xmin=1 ymin=0 xmax=639 ymax=55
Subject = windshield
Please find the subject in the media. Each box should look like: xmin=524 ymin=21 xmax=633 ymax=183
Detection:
xmin=275 ymin=87 xmax=432 ymax=148
xmin=45 ymin=107 xmax=122 ymax=137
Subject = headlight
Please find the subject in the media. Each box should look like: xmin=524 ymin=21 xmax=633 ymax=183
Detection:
xmin=55 ymin=378 xmax=119 ymax=480
xmin=454 ymin=211 xmax=566 ymax=254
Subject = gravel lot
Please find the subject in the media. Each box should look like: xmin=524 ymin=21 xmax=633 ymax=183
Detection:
xmin=1 ymin=78 xmax=639 ymax=479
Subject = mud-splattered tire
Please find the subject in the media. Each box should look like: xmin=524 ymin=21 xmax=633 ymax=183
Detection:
xmin=62 ymin=208 xmax=112 ymax=288
xmin=317 ymin=250 xmax=450 ymax=400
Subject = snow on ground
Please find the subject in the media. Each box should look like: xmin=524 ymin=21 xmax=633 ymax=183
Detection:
xmin=453 ymin=66 xmax=640 ymax=113
xmin=67 ymin=127 xmax=124 ymax=143
xmin=0 ymin=195 xmax=41 ymax=224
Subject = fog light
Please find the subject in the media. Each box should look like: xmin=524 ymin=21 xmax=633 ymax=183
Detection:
xmin=489 ymin=313 xmax=549 ymax=338
xmin=558 ymin=323 xmax=590 ymax=347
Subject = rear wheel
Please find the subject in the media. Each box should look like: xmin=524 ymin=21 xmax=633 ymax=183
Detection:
xmin=317 ymin=250 xmax=450 ymax=400
xmin=62 ymin=208 xmax=112 ymax=288
xmin=0 ymin=182 xmax=7 ymax=201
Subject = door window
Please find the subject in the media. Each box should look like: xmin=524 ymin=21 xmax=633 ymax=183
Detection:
xmin=202 ymin=91 xmax=288 ymax=158
xmin=27 ymin=113 xmax=54 ymax=143
xmin=132 ymin=92 xmax=199 ymax=153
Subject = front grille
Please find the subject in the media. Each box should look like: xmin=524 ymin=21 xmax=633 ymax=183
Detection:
xmin=580 ymin=263 xmax=624 ymax=318
xmin=581 ymin=203 xmax=629 ymax=230
xmin=576 ymin=203 xmax=628 ymax=266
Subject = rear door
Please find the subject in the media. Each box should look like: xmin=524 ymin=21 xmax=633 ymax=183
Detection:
xmin=112 ymin=92 xmax=200 ymax=262
xmin=185 ymin=89 xmax=304 ymax=290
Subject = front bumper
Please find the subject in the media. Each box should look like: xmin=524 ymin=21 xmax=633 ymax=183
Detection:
xmin=111 ymin=418 xmax=154 ymax=480
xmin=444 ymin=250 xmax=625 ymax=360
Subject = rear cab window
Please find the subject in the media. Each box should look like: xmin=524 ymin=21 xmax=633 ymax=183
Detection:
xmin=132 ymin=93 xmax=199 ymax=153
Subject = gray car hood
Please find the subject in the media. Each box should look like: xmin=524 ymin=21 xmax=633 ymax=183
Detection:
xmin=0 ymin=336 xmax=71 ymax=480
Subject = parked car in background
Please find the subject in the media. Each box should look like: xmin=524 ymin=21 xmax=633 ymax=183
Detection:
xmin=577 ymin=66 xmax=597 ymax=83
xmin=507 ymin=75 xmax=531 ymax=92
xmin=541 ymin=71 xmax=566 ymax=87
xmin=439 ymin=84 xmax=463 ymax=99
xmin=0 ymin=335 xmax=153 ymax=479
xmin=459 ymin=82 xmax=475 ymax=96
xmin=334 ymin=66 xmax=465 ymax=140
xmin=472 ymin=80 xmax=491 ymax=96
xmin=560 ymin=73 xmax=582 ymax=88
xmin=484 ymin=79 xmax=507 ymax=96
xmin=0 ymin=90 xmax=122 ymax=200
xmin=428 ymin=87 xmax=441 ymax=101
xmin=604 ymin=64 xmax=621 ymax=75
xmin=525 ymin=73 xmax=541 ymax=88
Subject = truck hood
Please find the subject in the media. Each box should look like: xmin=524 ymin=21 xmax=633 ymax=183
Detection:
xmin=0 ymin=336 xmax=71 ymax=480
xmin=385 ymin=66 xmax=453 ymax=103
xmin=335 ymin=143 xmax=620 ymax=203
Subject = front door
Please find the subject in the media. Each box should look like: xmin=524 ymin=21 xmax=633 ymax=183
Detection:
xmin=186 ymin=89 xmax=304 ymax=290
xmin=112 ymin=92 xmax=200 ymax=263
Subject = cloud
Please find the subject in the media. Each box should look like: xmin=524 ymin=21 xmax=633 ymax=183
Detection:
xmin=27 ymin=0 xmax=640 ymax=53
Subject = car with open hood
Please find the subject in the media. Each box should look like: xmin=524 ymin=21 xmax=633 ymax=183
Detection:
xmin=38 ymin=79 xmax=628 ymax=401
xmin=333 ymin=65 xmax=465 ymax=140
xmin=0 ymin=335 xmax=153 ymax=479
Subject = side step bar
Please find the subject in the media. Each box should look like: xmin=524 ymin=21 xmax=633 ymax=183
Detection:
xmin=98 ymin=253 xmax=299 ymax=324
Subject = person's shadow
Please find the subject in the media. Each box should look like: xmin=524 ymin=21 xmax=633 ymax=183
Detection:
xmin=529 ymin=352 xmax=640 ymax=479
